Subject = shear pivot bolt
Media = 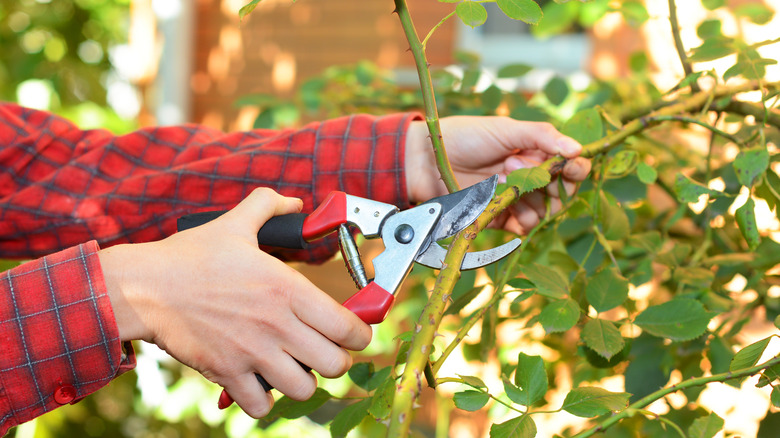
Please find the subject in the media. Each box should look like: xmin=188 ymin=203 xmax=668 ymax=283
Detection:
xmin=395 ymin=224 xmax=414 ymax=244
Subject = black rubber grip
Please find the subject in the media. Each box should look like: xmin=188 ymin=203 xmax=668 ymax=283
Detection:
xmin=177 ymin=211 xmax=309 ymax=249
xmin=255 ymin=359 xmax=311 ymax=392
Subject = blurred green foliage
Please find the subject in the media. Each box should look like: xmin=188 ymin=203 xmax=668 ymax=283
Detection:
xmin=0 ymin=0 xmax=135 ymax=132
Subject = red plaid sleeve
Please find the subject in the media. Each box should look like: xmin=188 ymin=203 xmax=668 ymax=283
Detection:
xmin=0 ymin=241 xmax=135 ymax=436
xmin=0 ymin=102 xmax=419 ymax=262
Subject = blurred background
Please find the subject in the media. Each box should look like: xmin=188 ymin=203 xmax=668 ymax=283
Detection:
xmin=2 ymin=0 xmax=780 ymax=437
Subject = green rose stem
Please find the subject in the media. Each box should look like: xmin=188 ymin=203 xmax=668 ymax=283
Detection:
xmin=385 ymin=80 xmax=778 ymax=437
xmin=573 ymin=355 xmax=780 ymax=438
xmin=393 ymin=0 xmax=460 ymax=193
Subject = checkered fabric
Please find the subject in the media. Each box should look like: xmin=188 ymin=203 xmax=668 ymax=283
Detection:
xmin=0 ymin=102 xmax=418 ymax=433
xmin=0 ymin=241 xmax=135 ymax=435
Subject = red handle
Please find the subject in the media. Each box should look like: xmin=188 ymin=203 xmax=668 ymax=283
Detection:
xmin=301 ymin=191 xmax=347 ymax=240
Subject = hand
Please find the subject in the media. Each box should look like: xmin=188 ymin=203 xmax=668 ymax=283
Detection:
xmin=99 ymin=188 xmax=372 ymax=418
xmin=405 ymin=116 xmax=591 ymax=234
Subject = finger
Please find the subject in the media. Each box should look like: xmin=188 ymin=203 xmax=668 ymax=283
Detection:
xmin=278 ymin=321 xmax=355 ymax=378
xmin=492 ymin=120 xmax=583 ymax=158
xmin=522 ymin=190 xmax=547 ymax=219
xmin=258 ymin=352 xmax=319 ymax=401
xmin=547 ymin=178 xmax=577 ymax=199
xmin=562 ymin=157 xmax=592 ymax=182
xmin=222 ymin=187 xmax=304 ymax=231
xmin=222 ymin=373 xmax=275 ymax=418
xmin=548 ymin=197 xmax=563 ymax=216
xmin=288 ymin=278 xmax=373 ymax=351
xmin=510 ymin=200 xmax=541 ymax=232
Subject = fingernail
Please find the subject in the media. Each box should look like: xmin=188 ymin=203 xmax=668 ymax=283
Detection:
xmin=557 ymin=137 xmax=582 ymax=157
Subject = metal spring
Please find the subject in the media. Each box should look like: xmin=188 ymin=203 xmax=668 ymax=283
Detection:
xmin=338 ymin=224 xmax=369 ymax=289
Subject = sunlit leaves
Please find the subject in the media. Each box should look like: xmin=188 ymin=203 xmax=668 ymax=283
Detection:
xmin=730 ymin=336 xmax=772 ymax=371
xmin=637 ymin=162 xmax=658 ymax=184
xmin=497 ymin=0 xmax=543 ymax=25
xmin=688 ymin=413 xmax=725 ymax=438
xmin=489 ymin=415 xmax=537 ymax=438
xmin=619 ymin=1 xmax=649 ymax=27
xmin=673 ymin=173 xmax=726 ymax=203
xmin=561 ymin=387 xmax=630 ymax=417
xmin=507 ymin=167 xmax=552 ymax=196
xmin=635 ymin=299 xmax=714 ymax=341
xmin=456 ymin=1 xmax=488 ymax=27
xmin=512 ymin=353 xmax=548 ymax=406
xmin=239 ymin=0 xmax=265 ymax=21
xmin=688 ymin=38 xmax=736 ymax=62
xmin=330 ymin=398 xmax=370 ymax=438
xmin=520 ymin=263 xmax=569 ymax=299
xmin=539 ymin=298 xmax=580 ymax=333
xmin=454 ymin=390 xmax=490 ymax=411
xmin=734 ymin=3 xmax=775 ymax=24
xmin=265 ymin=388 xmax=331 ymax=421
xmin=497 ymin=63 xmax=533 ymax=78
xmin=736 ymin=198 xmax=761 ymax=250
xmin=582 ymin=318 xmax=625 ymax=360
xmin=734 ymin=146 xmax=769 ymax=188
xmin=562 ymin=108 xmax=604 ymax=145
xmin=585 ymin=267 xmax=629 ymax=312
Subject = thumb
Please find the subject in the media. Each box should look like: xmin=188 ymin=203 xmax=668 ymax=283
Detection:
xmin=221 ymin=187 xmax=304 ymax=231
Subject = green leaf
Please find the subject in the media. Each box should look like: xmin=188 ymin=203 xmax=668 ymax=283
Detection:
xmin=600 ymin=197 xmax=630 ymax=241
xmin=673 ymin=266 xmax=715 ymax=289
xmin=775 ymin=315 xmax=780 ymax=330
xmin=772 ymin=387 xmax=780 ymax=408
xmin=673 ymin=173 xmax=725 ymax=203
xmin=482 ymin=85 xmax=503 ymax=113
xmin=454 ymin=390 xmax=490 ymax=411
xmin=688 ymin=38 xmax=736 ymax=62
xmin=581 ymin=318 xmax=625 ymax=360
xmin=620 ymin=1 xmax=649 ymax=27
xmin=561 ymin=387 xmax=630 ymax=417
xmin=562 ymin=108 xmax=604 ymax=145
xmin=688 ymin=412 xmax=725 ymax=438
xmin=459 ymin=374 xmax=488 ymax=390
xmin=368 ymin=376 xmax=395 ymax=419
xmin=544 ymin=76 xmax=569 ymax=106
xmin=497 ymin=63 xmax=533 ymax=78
xmin=606 ymin=150 xmax=639 ymax=179
xmin=507 ymin=167 xmax=552 ymax=197
xmin=736 ymin=198 xmax=761 ymax=250
xmin=735 ymin=3 xmax=775 ymax=25
xmin=734 ymin=146 xmax=770 ymax=188
xmin=497 ymin=0 xmax=543 ymax=24
xmin=330 ymin=398 xmax=371 ymax=438
xmin=456 ymin=1 xmax=488 ymax=27
xmin=489 ymin=415 xmax=537 ymax=438
xmin=635 ymin=299 xmax=713 ymax=341
xmin=697 ymin=19 xmax=722 ymax=39
xmin=730 ymin=336 xmax=772 ymax=371
xmin=513 ymin=353 xmax=548 ymax=406
xmin=267 ymin=388 xmax=331 ymax=420
xmin=585 ymin=267 xmax=629 ymax=312
xmin=348 ymin=362 xmax=374 ymax=390
xmin=521 ymin=263 xmax=569 ymax=299
xmin=702 ymin=0 xmax=725 ymax=10
xmin=539 ymin=298 xmax=580 ymax=333
xmin=637 ymin=162 xmax=658 ymax=184
xmin=239 ymin=0 xmax=264 ymax=20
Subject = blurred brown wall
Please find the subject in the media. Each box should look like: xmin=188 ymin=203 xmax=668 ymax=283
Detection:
xmin=191 ymin=0 xmax=456 ymax=131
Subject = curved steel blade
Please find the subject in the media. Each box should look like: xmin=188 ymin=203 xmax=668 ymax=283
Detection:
xmin=416 ymin=238 xmax=522 ymax=271
xmin=423 ymin=174 xmax=498 ymax=243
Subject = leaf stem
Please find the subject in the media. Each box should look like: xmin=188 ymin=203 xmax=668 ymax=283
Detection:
xmin=667 ymin=0 xmax=697 ymax=92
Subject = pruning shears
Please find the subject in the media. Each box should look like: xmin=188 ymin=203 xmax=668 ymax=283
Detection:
xmin=176 ymin=174 xmax=521 ymax=407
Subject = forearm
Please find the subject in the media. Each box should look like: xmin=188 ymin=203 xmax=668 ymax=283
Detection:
xmin=0 ymin=103 xmax=419 ymax=262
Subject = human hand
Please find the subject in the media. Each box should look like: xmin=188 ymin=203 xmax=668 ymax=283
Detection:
xmin=99 ymin=188 xmax=372 ymax=418
xmin=405 ymin=116 xmax=591 ymax=234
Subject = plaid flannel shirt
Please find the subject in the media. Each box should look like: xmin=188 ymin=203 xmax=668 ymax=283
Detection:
xmin=0 ymin=102 xmax=417 ymax=434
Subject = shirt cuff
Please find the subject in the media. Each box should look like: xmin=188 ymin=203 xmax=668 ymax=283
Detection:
xmin=0 ymin=241 xmax=135 ymax=435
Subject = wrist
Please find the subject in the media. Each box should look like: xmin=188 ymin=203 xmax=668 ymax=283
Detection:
xmin=99 ymin=243 xmax=156 ymax=343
